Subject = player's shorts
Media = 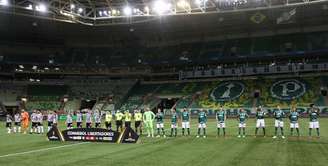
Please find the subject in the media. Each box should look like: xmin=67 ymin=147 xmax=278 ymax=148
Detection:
xmin=77 ymin=122 xmax=82 ymax=128
xmin=217 ymin=122 xmax=226 ymax=128
xmin=135 ymin=121 xmax=141 ymax=128
xmin=125 ymin=121 xmax=131 ymax=128
xmin=15 ymin=122 xmax=21 ymax=126
xmin=32 ymin=122 xmax=38 ymax=128
xmin=37 ymin=122 xmax=42 ymax=127
xmin=274 ymin=120 xmax=284 ymax=128
xmin=171 ymin=123 xmax=177 ymax=128
xmin=239 ymin=122 xmax=246 ymax=128
xmin=67 ymin=123 xmax=72 ymax=128
xmin=181 ymin=121 xmax=190 ymax=128
xmin=156 ymin=123 xmax=164 ymax=128
xmin=48 ymin=121 xmax=53 ymax=127
xmin=198 ymin=123 xmax=206 ymax=128
xmin=309 ymin=121 xmax=319 ymax=129
xmin=86 ymin=122 xmax=92 ymax=128
xmin=6 ymin=122 xmax=12 ymax=128
xmin=116 ymin=120 xmax=123 ymax=127
xmin=290 ymin=122 xmax=299 ymax=129
xmin=95 ymin=122 xmax=101 ymax=128
xmin=256 ymin=119 xmax=265 ymax=128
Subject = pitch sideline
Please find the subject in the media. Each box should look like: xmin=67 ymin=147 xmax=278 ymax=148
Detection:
xmin=0 ymin=142 xmax=89 ymax=158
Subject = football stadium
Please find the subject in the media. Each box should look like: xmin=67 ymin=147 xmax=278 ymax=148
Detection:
xmin=0 ymin=0 xmax=328 ymax=165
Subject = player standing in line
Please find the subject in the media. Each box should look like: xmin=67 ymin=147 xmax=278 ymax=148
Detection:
xmin=30 ymin=110 xmax=38 ymax=134
xmin=13 ymin=111 xmax=21 ymax=133
xmin=308 ymin=104 xmax=320 ymax=137
xmin=181 ymin=107 xmax=191 ymax=136
xmin=237 ymin=108 xmax=248 ymax=138
xmin=255 ymin=106 xmax=266 ymax=137
xmin=37 ymin=110 xmax=44 ymax=134
xmin=143 ymin=108 xmax=156 ymax=137
xmin=124 ymin=110 xmax=132 ymax=128
xmin=47 ymin=110 xmax=54 ymax=132
xmin=94 ymin=110 xmax=101 ymax=128
xmin=170 ymin=108 xmax=179 ymax=137
xmin=273 ymin=106 xmax=285 ymax=139
xmin=197 ymin=109 xmax=207 ymax=138
xmin=6 ymin=113 xmax=13 ymax=134
xmin=289 ymin=107 xmax=300 ymax=136
xmin=134 ymin=109 xmax=143 ymax=135
xmin=76 ymin=110 xmax=83 ymax=128
xmin=21 ymin=109 xmax=29 ymax=134
xmin=115 ymin=110 xmax=124 ymax=132
xmin=216 ymin=106 xmax=226 ymax=137
xmin=105 ymin=111 xmax=113 ymax=130
xmin=155 ymin=108 xmax=166 ymax=138
xmin=66 ymin=112 xmax=73 ymax=129
xmin=85 ymin=109 xmax=93 ymax=128
xmin=53 ymin=111 xmax=58 ymax=127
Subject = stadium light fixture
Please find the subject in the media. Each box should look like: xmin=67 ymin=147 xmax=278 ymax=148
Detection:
xmin=123 ymin=6 xmax=132 ymax=16
xmin=0 ymin=0 xmax=8 ymax=6
xmin=36 ymin=3 xmax=47 ymax=12
xmin=99 ymin=11 xmax=103 ymax=16
xmin=144 ymin=6 xmax=150 ymax=15
xmin=78 ymin=7 xmax=83 ymax=14
xmin=26 ymin=4 xmax=33 ymax=10
xmin=177 ymin=0 xmax=190 ymax=8
xmin=153 ymin=0 xmax=172 ymax=15
xmin=18 ymin=65 xmax=24 ymax=69
xmin=70 ymin=4 xmax=75 ymax=10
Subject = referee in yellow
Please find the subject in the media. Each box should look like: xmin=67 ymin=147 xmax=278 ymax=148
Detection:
xmin=124 ymin=110 xmax=132 ymax=128
xmin=134 ymin=109 xmax=143 ymax=135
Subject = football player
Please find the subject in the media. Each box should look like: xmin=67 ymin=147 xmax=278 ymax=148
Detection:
xmin=13 ymin=111 xmax=21 ymax=133
xmin=155 ymin=108 xmax=166 ymax=137
xmin=6 ymin=113 xmax=13 ymax=134
xmin=308 ymin=104 xmax=320 ymax=137
xmin=181 ymin=107 xmax=190 ymax=136
xmin=273 ymin=106 xmax=285 ymax=139
xmin=289 ymin=107 xmax=300 ymax=136
xmin=216 ymin=106 xmax=226 ymax=137
xmin=237 ymin=108 xmax=248 ymax=138
xmin=170 ymin=108 xmax=178 ymax=137
xmin=197 ymin=109 xmax=207 ymax=138
xmin=255 ymin=106 xmax=266 ymax=137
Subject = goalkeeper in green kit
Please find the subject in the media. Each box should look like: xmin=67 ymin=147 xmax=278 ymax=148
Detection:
xmin=143 ymin=108 xmax=156 ymax=137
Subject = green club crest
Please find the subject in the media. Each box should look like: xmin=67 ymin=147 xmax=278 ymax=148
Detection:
xmin=270 ymin=79 xmax=306 ymax=100
xmin=210 ymin=81 xmax=245 ymax=102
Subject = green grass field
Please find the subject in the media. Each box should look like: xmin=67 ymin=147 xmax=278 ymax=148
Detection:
xmin=0 ymin=118 xmax=327 ymax=166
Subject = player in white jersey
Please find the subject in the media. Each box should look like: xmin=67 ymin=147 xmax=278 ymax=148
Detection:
xmin=52 ymin=111 xmax=58 ymax=126
xmin=76 ymin=110 xmax=83 ymax=128
xmin=85 ymin=110 xmax=93 ymax=128
xmin=30 ymin=110 xmax=38 ymax=134
xmin=94 ymin=110 xmax=101 ymax=128
xmin=66 ymin=112 xmax=73 ymax=129
xmin=6 ymin=113 xmax=13 ymax=134
xmin=37 ymin=110 xmax=44 ymax=134
xmin=13 ymin=112 xmax=21 ymax=133
xmin=47 ymin=111 xmax=54 ymax=132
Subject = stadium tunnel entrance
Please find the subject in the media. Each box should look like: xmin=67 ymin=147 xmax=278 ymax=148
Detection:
xmin=156 ymin=97 xmax=179 ymax=111
xmin=80 ymin=100 xmax=97 ymax=110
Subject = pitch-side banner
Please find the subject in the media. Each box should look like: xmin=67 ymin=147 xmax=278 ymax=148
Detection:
xmin=61 ymin=128 xmax=120 ymax=142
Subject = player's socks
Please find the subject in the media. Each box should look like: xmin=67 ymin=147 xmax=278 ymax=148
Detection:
xmin=18 ymin=127 xmax=21 ymax=133
xmin=7 ymin=128 xmax=11 ymax=134
xmin=290 ymin=128 xmax=293 ymax=136
xmin=182 ymin=128 xmax=185 ymax=136
xmin=309 ymin=128 xmax=312 ymax=136
xmin=197 ymin=128 xmax=201 ymax=136
xmin=174 ymin=128 xmax=177 ymax=137
xmin=13 ymin=127 xmax=17 ymax=133
xmin=238 ymin=128 xmax=241 ymax=136
xmin=157 ymin=128 xmax=160 ymax=135
xmin=316 ymin=128 xmax=320 ymax=136
xmin=48 ymin=126 xmax=51 ymax=132
xmin=187 ymin=128 xmax=190 ymax=135
xmin=280 ymin=128 xmax=284 ymax=136
xmin=161 ymin=128 xmax=165 ymax=136
xmin=203 ymin=128 xmax=206 ymax=136
xmin=296 ymin=128 xmax=299 ymax=136
xmin=217 ymin=128 xmax=220 ymax=136
xmin=263 ymin=128 xmax=266 ymax=136
xmin=223 ymin=128 xmax=226 ymax=136
xmin=255 ymin=128 xmax=258 ymax=135
xmin=242 ymin=128 xmax=246 ymax=136
xmin=170 ymin=128 xmax=173 ymax=137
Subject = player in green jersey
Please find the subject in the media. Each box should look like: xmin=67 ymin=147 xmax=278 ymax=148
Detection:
xmin=289 ymin=107 xmax=300 ymax=136
xmin=155 ymin=108 xmax=166 ymax=138
xmin=255 ymin=106 xmax=266 ymax=137
xmin=197 ymin=109 xmax=207 ymax=138
xmin=170 ymin=108 xmax=179 ymax=137
xmin=143 ymin=108 xmax=156 ymax=137
xmin=181 ymin=107 xmax=190 ymax=136
xmin=216 ymin=106 xmax=226 ymax=137
xmin=308 ymin=104 xmax=320 ymax=137
xmin=273 ymin=105 xmax=285 ymax=139
xmin=237 ymin=108 xmax=248 ymax=138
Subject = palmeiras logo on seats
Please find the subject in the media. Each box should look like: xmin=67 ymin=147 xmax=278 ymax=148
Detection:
xmin=210 ymin=81 xmax=245 ymax=101
xmin=270 ymin=79 xmax=306 ymax=100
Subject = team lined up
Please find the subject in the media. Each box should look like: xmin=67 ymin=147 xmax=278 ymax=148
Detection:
xmin=5 ymin=105 xmax=321 ymax=139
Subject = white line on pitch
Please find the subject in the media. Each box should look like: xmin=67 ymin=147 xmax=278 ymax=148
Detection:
xmin=0 ymin=142 xmax=89 ymax=158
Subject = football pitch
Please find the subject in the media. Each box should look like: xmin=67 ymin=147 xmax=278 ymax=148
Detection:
xmin=0 ymin=118 xmax=327 ymax=166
